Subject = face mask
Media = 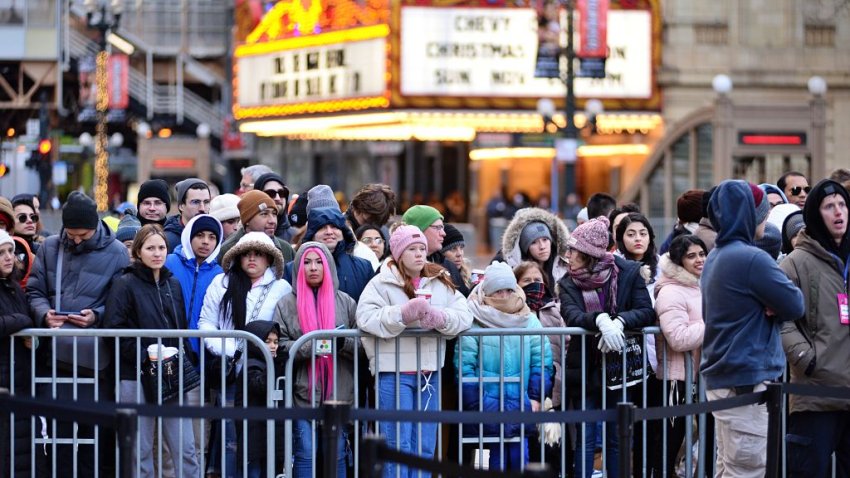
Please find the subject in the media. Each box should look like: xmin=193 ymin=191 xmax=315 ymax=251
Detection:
xmin=522 ymin=282 xmax=547 ymax=311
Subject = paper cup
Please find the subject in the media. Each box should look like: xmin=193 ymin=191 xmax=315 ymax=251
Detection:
xmin=471 ymin=269 xmax=486 ymax=285
xmin=414 ymin=289 xmax=432 ymax=304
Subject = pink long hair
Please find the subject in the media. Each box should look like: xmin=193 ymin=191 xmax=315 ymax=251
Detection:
xmin=296 ymin=246 xmax=337 ymax=401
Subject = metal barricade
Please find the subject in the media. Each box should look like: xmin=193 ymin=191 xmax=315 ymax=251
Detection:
xmin=281 ymin=326 xmax=716 ymax=478
xmin=2 ymin=328 xmax=277 ymax=478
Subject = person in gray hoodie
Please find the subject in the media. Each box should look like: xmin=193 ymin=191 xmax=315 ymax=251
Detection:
xmin=273 ymin=241 xmax=357 ymax=478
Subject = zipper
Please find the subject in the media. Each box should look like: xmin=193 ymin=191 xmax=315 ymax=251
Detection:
xmin=187 ymin=262 xmax=200 ymax=321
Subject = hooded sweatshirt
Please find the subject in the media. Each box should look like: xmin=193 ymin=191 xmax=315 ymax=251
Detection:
xmin=273 ymin=241 xmax=357 ymax=407
xmin=165 ymin=215 xmax=225 ymax=354
xmin=700 ymin=180 xmax=804 ymax=390
xmin=458 ymin=285 xmax=553 ymax=437
xmin=285 ymin=207 xmax=374 ymax=302
xmin=496 ymin=207 xmax=570 ymax=295
xmin=163 ymin=214 xmax=184 ymax=254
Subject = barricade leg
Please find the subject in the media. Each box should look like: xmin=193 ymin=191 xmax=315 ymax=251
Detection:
xmin=765 ymin=383 xmax=782 ymax=478
xmin=321 ymin=401 xmax=350 ymax=478
xmin=116 ymin=408 xmax=138 ymax=478
xmin=618 ymin=402 xmax=634 ymax=478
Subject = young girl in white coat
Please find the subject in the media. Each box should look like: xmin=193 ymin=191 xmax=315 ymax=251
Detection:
xmin=356 ymin=225 xmax=473 ymax=478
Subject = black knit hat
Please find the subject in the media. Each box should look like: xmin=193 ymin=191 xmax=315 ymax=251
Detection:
xmin=441 ymin=223 xmax=465 ymax=253
xmin=288 ymin=192 xmax=309 ymax=228
xmin=62 ymin=191 xmax=99 ymax=230
xmin=137 ymin=179 xmax=171 ymax=210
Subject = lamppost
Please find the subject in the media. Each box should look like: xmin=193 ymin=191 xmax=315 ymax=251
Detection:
xmin=83 ymin=0 xmax=123 ymax=211
xmin=537 ymin=0 xmax=603 ymax=215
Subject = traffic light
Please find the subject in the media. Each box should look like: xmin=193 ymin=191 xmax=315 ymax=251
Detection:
xmin=26 ymin=139 xmax=52 ymax=170
xmin=0 ymin=161 xmax=8 ymax=178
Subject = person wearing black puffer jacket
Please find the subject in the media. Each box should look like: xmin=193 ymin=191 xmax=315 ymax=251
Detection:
xmin=0 ymin=230 xmax=35 ymax=477
xmin=104 ymin=224 xmax=200 ymax=477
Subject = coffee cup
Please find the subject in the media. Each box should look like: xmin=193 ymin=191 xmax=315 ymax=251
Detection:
xmin=414 ymin=289 xmax=432 ymax=304
xmin=471 ymin=269 xmax=486 ymax=285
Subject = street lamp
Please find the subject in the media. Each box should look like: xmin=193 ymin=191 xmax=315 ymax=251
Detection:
xmin=83 ymin=0 xmax=123 ymax=211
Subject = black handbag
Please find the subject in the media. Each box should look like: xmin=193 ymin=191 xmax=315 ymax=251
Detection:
xmin=140 ymin=349 xmax=201 ymax=403
xmin=604 ymin=334 xmax=645 ymax=390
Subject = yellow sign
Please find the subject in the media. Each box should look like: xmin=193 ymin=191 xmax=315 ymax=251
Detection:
xmin=245 ymin=0 xmax=390 ymax=45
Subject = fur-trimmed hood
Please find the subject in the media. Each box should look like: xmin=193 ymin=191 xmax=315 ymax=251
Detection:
xmin=654 ymin=253 xmax=699 ymax=298
xmin=221 ymin=232 xmax=285 ymax=279
xmin=500 ymin=207 xmax=570 ymax=267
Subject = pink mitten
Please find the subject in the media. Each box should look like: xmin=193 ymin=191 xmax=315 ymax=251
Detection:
xmin=401 ymin=298 xmax=429 ymax=324
xmin=419 ymin=308 xmax=447 ymax=330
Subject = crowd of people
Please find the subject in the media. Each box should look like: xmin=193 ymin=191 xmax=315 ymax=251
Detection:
xmin=0 ymin=164 xmax=849 ymax=478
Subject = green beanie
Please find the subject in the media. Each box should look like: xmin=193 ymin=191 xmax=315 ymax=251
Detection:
xmin=402 ymin=205 xmax=443 ymax=232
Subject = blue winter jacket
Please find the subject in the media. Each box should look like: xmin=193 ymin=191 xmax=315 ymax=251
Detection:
xmin=700 ymin=180 xmax=804 ymax=390
xmin=457 ymin=290 xmax=554 ymax=438
xmin=284 ymin=207 xmax=374 ymax=302
xmin=165 ymin=215 xmax=224 ymax=354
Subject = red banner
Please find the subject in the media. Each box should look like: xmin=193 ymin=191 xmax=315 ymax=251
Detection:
xmin=107 ymin=54 xmax=129 ymax=110
xmin=577 ymin=0 xmax=609 ymax=59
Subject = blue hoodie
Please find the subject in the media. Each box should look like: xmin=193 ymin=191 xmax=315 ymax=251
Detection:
xmin=700 ymin=180 xmax=804 ymax=390
xmin=165 ymin=214 xmax=224 ymax=354
xmin=284 ymin=207 xmax=374 ymax=302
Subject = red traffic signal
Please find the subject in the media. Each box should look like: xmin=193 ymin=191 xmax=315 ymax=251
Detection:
xmin=37 ymin=139 xmax=52 ymax=155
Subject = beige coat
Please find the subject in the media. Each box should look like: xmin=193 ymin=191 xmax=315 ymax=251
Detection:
xmin=356 ymin=263 xmax=473 ymax=374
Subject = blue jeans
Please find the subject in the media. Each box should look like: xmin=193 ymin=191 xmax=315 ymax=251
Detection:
xmin=377 ymin=372 xmax=440 ymax=478
xmin=292 ymin=419 xmax=349 ymax=478
xmin=208 ymin=385 xmax=238 ymax=477
xmin=571 ymin=392 xmax=619 ymax=478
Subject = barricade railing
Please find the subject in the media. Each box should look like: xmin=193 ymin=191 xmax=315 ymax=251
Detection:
xmin=2 ymin=328 xmax=277 ymax=478
xmin=282 ymin=326 xmax=716 ymax=478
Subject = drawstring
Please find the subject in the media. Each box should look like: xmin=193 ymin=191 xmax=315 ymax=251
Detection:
xmin=420 ymin=371 xmax=435 ymax=411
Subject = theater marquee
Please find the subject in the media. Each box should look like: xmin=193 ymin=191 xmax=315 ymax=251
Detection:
xmin=399 ymin=7 xmax=652 ymax=99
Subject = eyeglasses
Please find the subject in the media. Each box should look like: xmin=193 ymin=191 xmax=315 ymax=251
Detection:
xmin=140 ymin=199 xmax=165 ymax=208
xmin=263 ymin=188 xmax=289 ymax=200
xmin=240 ymin=182 xmax=254 ymax=190
xmin=428 ymin=224 xmax=445 ymax=232
xmin=17 ymin=213 xmax=39 ymax=223
xmin=789 ymin=186 xmax=811 ymax=196
xmin=360 ymin=237 xmax=384 ymax=246
xmin=188 ymin=199 xmax=211 ymax=208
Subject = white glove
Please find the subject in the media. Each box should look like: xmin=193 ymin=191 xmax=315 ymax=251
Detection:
xmin=596 ymin=313 xmax=625 ymax=353
xmin=537 ymin=398 xmax=562 ymax=446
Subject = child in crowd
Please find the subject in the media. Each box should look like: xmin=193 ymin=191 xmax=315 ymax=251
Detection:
xmin=459 ymin=261 xmax=553 ymax=470
xmin=236 ymin=320 xmax=283 ymax=478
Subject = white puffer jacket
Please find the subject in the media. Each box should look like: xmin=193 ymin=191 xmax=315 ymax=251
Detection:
xmin=356 ymin=263 xmax=473 ymax=374
xmin=198 ymin=268 xmax=292 ymax=357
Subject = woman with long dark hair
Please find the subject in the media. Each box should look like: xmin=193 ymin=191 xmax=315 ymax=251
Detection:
xmin=615 ymin=212 xmax=659 ymax=286
xmin=198 ymin=232 xmax=291 ymax=476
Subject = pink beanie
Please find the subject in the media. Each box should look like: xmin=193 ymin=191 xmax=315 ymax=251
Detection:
xmin=390 ymin=225 xmax=428 ymax=261
xmin=568 ymin=215 xmax=610 ymax=259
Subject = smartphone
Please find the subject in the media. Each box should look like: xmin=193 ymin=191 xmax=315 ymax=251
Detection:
xmin=56 ymin=311 xmax=82 ymax=316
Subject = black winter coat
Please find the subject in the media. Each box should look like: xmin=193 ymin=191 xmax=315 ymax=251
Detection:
xmin=235 ymin=320 xmax=284 ymax=464
xmin=163 ymin=215 xmax=184 ymax=254
xmin=558 ymin=256 xmax=656 ymax=393
xmin=103 ymin=263 xmax=195 ymax=380
xmin=0 ymin=276 xmax=34 ymax=477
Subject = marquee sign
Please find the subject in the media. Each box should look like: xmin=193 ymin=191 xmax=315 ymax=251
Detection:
xmin=400 ymin=7 xmax=652 ymax=99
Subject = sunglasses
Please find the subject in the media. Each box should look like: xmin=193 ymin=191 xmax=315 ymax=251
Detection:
xmin=360 ymin=237 xmax=384 ymax=245
xmin=263 ymin=188 xmax=289 ymax=200
xmin=789 ymin=186 xmax=811 ymax=196
xmin=17 ymin=213 xmax=39 ymax=223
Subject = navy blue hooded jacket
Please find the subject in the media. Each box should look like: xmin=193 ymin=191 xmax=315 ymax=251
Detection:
xmin=284 ymin=207 xmax=374 ymax=302
xmin=700 ymin=180 xmax=804 ymax=390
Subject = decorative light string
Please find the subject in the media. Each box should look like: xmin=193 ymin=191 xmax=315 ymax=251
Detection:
xmin=95 ymin=50 xmax=109 ymax=212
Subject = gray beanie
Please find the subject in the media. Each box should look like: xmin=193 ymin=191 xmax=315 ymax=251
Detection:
xmin=175 ymin=178 xmax=208 ymax=205
xmin=481 ymin=261 xmax=517 ymax=296
xmin=519 ymin=221 xmax=553 ymax=254
xmin=306 ymin=184 xmax=338 ymax=215
xmin=115 ymin=212 xmax=141 ymax=242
